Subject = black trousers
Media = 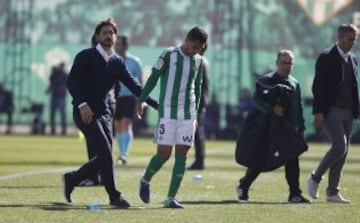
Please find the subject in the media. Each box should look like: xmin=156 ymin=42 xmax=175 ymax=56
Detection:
xmin=239 ymin=157 xmax=301 ymax=196
xmin=194 ymin=112 xmax=206 ymax=164
xmin=71 ymin=108 xmax=120 ymax=201
xmin=84 ymin=136 xmax=101 ymax=184
xmin=0 ymin=110 xmax=12 ymax=132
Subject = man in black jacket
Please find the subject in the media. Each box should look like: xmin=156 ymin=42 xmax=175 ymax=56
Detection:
xmin=63 ymin=18 xmax=158 ymax=208
xmin=308 ymin=24 xmax=359 ymax=203
xmin=0 ymin=82 xmax=14 ymax=134
xmin=236 ymin=49 xmax=310 ymax=204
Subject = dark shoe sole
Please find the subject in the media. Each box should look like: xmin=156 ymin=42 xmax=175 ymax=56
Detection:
xmin=62 ymin=174 xmax=72 ymax=203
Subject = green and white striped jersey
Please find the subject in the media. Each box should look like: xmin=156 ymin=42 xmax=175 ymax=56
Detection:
xmin=139 ymin=46 xmax=204 ymax=120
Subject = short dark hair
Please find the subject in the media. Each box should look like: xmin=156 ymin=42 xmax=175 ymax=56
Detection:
xmin=94 ymin=18 xmax=117 ymax=36
xmin=186 ymin=26 xmax=208 ymax=44
xmin=337 ymin=24 xmax=359 ymax=38
xmin=117 ymin=35 xmax=129 ymax=45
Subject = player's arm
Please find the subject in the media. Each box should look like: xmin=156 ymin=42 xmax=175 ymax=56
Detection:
xmin=119 ymin=60 xmax=158 ymax=109
xmin=139 ymin=49 xmax=170 ymax=103
xmin=138 ymin=71 xmax=161 ymax=103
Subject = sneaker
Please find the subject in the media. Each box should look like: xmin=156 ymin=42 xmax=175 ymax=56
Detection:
xmin=139 ymin=178 xmax=150 ymax=203
xmin=236 ymin=185 xmax=249 ymax=201
xmin=118 ymin=156 xmax=127 ymax=165
xmin=110 ymin=197 xmax=131 ymax=208
xmin=288 ymin=194 xmax=311 ymax=204
xmin=307 ymin=177 xmax=319 ymax=199
xmin=62 ymin=173 xmax=74 ymax=203
xmin=326 ymin=193 xmax=351 ymax=204
xmin=164 ymin=198 xmax=184 ymax=208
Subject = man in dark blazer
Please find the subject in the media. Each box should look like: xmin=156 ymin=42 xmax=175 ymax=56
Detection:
xmin=63 ymin=18 xmax=157 ymax=208
xmin=0 ymin=82 xmax=14 ymax=134
xmin=308 ymin=24 xmax=359 ymax=203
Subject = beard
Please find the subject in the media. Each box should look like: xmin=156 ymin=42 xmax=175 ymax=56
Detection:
xmin=101 ymin=39 xmax=113 ymax=48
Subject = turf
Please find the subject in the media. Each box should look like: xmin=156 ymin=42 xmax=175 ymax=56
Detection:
xmin=0 ymin=135 xmax=359 ymax=223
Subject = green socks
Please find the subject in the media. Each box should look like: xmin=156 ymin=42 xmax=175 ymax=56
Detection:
xmin=143 ymin=153 xmax=167 ymax=182
xmin=143 ymin=153 xmax=187 ymax=198
xmin=168 ymin=154 xmax=186 ymax=198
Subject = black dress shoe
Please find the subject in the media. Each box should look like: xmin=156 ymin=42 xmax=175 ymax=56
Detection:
xmin=288 ymin=194 xmax=311 ymax=204
xmin=187 ymin=162 xmax=204 ymax=170
xmin=110 ymin=197 xmax=131 ymax=209
xmin=62 ymin=173 xmax=74 ymax=203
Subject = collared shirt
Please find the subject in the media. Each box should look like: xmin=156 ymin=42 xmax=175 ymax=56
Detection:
xmin=336 ymin=44 xmax=351 ymax=62
xmin=96 ymin=43 xmax=115 ymax=62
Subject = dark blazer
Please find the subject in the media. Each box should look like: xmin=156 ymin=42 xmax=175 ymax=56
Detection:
xmin=0 ymin=90 xmax=14 ymax=112
xmin=67 ymin=47 xmax=157 ymax=117
xmin=235 ymin=109 xmax=307 ymax=172
xmin=312 ymin=44 xmax=359 ymax=118
xmin=198 ymin=57 xmax=209 ymax=114
xmin=235 ymin=77 xmax=308 ymax=172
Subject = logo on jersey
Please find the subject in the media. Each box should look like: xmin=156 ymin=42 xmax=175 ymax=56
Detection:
xmin=183 ymin=135 xmax=193 ymax=143
xmin=297 ymin=0 xmax=353 ymax=26
xmin=155 ymin=58 xmax=164 ymax=70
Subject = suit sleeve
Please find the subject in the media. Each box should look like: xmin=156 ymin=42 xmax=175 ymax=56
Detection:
xmin=296 ymin=83 xmax=305 ymax=133
xmin=198 ymin=59 xmax=209 ymax=112
xmin=312 ymin=54 xmax=327 ymax=114
xmin=66 ymin=51 xmax=87 ymax=107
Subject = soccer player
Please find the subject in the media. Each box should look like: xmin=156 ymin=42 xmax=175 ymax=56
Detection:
xmin=114 ymin=35 xmax=144 ymax=165
xmin=137 ymin=26 xmax=208 ymax=208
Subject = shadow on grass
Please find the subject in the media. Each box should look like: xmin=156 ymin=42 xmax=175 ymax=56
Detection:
xmin=0 ymin=202 xmax=150 ymax=211
xmin=181 ymin=200 xmax=287 ymax=205
xmin=0 ymin=185 xmax=59 ymax=189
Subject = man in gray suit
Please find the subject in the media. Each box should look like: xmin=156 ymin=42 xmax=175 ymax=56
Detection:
xmin=309 ymin=24 xmax=359 ymax=203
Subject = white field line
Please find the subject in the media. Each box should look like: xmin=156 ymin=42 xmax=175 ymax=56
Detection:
xmin=0 ymin=157 xmax=150 ymax=181
xmin=0 ymin=167 xmax=74 ymax=181
xmin=0 ymin=149 xmax=226 ymax=181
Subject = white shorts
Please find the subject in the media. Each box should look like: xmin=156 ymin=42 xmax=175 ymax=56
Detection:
xmin=154 ymin=118 xmax=196 ymax=146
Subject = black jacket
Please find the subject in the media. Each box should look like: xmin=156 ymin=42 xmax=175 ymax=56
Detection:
xmin=312 ymin=45 xmax=359 ymax=118
xmin=235 ymin=110 xmax=308 ymax=171
xmin=0 ymin=89 xmax=13 ymax=112
xmin=67 ymin=48 xmax=158 ymax=117
xmin=235 ymin=76 xmax=307 ymax=171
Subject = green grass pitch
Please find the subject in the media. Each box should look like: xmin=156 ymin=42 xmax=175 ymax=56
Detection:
xmin=0 ymin=135 xmax=359 ymax=223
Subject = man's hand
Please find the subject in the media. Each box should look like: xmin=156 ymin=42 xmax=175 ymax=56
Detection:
xmin=273 ymin=105 xmax=284 ymax=116
xmin=79 ymin=104 xmax=94 ymax=124
xmin=313 ymin=113 xmax=325 ymax=128
xmin=136 ymin=102 xmax=146 ymax=119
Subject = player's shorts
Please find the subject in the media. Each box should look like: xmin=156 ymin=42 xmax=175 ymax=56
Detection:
xmin=114 ymin=96 xmax=137 ymax=119
xmin=154 ymin=118 xmax=196 ymax=146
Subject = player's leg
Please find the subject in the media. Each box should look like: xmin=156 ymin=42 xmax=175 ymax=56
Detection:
xmin=139 ymin=118 xmax=175 ymax=203
xmin=164 ymin=119 xmax=196 ymax=208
